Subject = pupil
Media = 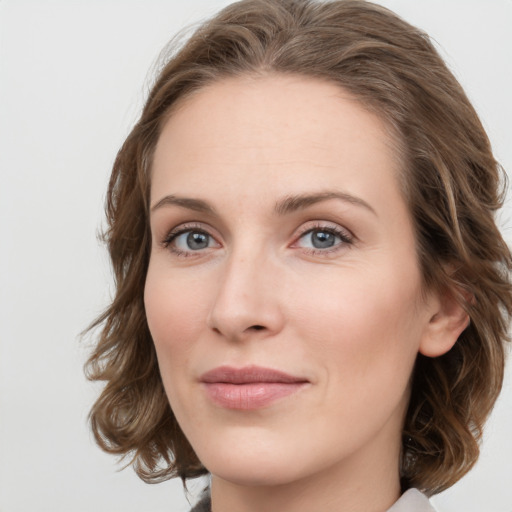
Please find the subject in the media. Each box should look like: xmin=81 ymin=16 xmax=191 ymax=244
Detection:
xmin=312 ymin=231 xmax=334 ymax=249
xmin=187 ymin=232 xmax=209 ymax=250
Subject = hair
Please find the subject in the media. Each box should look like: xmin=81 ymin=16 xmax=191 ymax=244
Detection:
xmin=85 ymin=0 xmax=512 ymax=496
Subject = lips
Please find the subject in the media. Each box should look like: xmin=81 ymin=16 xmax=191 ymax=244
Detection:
xmin=200 ymin=365 xmax=309 ymax=410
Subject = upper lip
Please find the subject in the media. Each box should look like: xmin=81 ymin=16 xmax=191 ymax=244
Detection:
xmin=200 ymin=365 xmax=308 ymax=384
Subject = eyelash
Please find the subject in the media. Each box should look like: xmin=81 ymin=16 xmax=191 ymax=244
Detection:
xmin=161 ymin=222 xmax=354 ymax=258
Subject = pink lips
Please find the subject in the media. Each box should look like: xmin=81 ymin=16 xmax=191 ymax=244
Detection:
xmin=200 ymin=365 xmax=309 ymax=410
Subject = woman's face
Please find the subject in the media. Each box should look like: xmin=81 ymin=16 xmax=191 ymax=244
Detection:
xmin=145 ymin=75 xmax=440 ymax=489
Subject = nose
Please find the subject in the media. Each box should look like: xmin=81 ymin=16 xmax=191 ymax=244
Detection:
xmin=206 ymin=247 xmax=285 ymax=342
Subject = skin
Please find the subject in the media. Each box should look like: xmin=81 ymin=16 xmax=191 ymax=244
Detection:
xmin=144 ymin=74 xmax=467 ymax=512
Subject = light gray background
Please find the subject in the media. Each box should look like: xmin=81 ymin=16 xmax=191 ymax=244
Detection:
xmin=1 ymin=1 xmax=511 ymax=511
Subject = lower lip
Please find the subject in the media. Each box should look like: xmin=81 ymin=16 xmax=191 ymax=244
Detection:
xmin=202 ymin=382 xmax=306 ymax=410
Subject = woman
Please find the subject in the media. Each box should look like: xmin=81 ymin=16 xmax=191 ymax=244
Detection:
xmin=86 ymin=1 xmax=512 ymax=510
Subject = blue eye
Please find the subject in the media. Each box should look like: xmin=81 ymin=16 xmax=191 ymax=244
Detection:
xmin=184 ymin=231 xmax=210 ymax=250
xmin=304 ymin=230 xmax=337 ymax=249
xmin=297 ymin=227 xmax=352 ymax=251
xmin=164 ymin=227 xmax=218 ymax=255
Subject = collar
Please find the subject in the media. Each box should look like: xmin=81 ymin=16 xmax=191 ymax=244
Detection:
xmin=386 ymin=489 xmax=436 ymax=512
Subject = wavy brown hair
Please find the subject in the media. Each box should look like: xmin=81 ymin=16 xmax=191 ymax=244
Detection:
xmin=85 ymin=0 xmax=512 ymax=495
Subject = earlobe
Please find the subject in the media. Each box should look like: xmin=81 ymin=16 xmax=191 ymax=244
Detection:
xmin=419 ymin=288 xmax=470 ymax=358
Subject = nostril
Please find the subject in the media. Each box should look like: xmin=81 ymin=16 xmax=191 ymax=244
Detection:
xmin=250 ymin=325 xmax=265 ymax=331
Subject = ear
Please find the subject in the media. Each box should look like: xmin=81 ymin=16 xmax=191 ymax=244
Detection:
xmin=419 ymin=287 xmax=470 ymax=358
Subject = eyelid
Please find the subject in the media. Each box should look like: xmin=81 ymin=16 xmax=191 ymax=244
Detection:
xmin=293 ymin=221 xmax=353 ymax=241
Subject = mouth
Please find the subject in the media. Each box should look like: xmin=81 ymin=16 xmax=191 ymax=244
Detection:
xmin=199 ymin=365 xmax=309 ymax=410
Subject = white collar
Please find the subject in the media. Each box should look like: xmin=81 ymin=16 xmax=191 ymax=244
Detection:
xmin=386 ymin=489 xmax=436 ymax=512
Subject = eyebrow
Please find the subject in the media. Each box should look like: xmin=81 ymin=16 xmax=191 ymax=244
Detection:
xmin=274 ymin=191 xmax=376 ymax=216
xmin=150 ymin=190 xmax=376 ymax=216
xmin=151 ymin=195 xmax=216 ymax=214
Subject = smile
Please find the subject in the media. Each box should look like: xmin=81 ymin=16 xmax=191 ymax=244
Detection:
xmin=200 ymin=365 xmax=309 ymax=410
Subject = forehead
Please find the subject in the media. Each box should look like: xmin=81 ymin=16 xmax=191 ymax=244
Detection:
xmin=151 ymin=74 xmax=404 ymax=212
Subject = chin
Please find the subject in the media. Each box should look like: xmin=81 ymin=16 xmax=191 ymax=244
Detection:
xmin=191 ymin=428 xmax=309 ymax=487
xmin=194 ymin=428 xmax=349 ymax=490
xmin=207 ymin=457 xmax=306 ymax=488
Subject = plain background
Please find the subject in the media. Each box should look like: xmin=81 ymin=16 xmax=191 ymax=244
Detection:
xmin=1 ymin=1 xmax=511 ymax=511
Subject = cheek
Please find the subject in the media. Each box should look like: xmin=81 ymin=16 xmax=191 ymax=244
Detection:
xmin=291 ymin=263 xmax=424 ymax=390
xmin=144 ymin=264 xmax=216 ymax=425
xmin=144 ymin=264 xmax=212 ymax=372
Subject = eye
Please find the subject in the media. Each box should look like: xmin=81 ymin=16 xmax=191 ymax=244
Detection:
xmin=162 ymin=224 xmax=220 ymax=256
xmin=176 ymin=231 xmax=212 ymax=250
xmin=301 ymin=230 xmax=338 ymax=249
xmin=294 ymin=225 xmax=353 ymax=253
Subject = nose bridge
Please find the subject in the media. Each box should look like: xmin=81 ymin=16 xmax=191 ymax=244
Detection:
xmin=207 ymin=239 xmax=283 ymax=339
